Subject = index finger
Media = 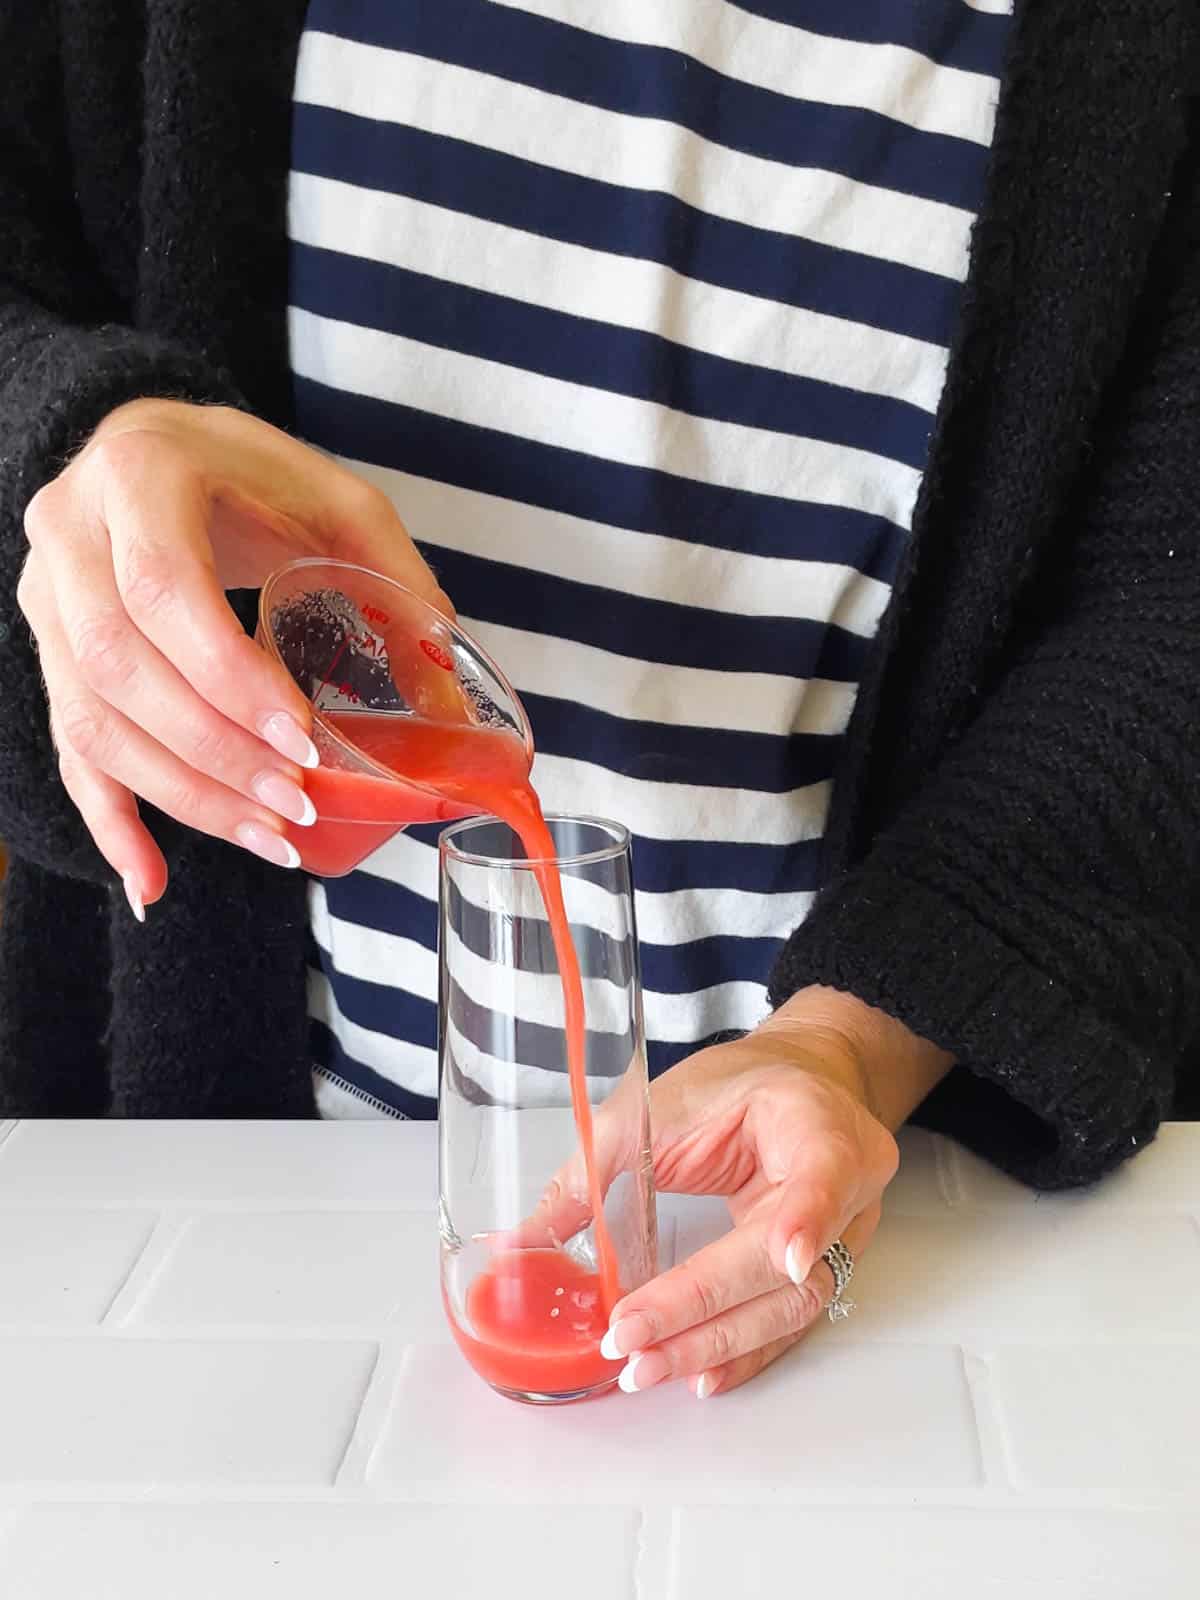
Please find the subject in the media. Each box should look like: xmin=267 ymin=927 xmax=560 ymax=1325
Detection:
xmin=605 ymin=1139 xmax=859 ymax=1359
xmin=97 ymin=448 xmax=318 ymax=763
xmin=601 ymin=1220 xmax=780 ymax=1360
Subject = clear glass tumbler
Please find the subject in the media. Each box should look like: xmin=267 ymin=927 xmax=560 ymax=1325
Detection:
xmin=439 ymin=815 xmax=657 ymax=1404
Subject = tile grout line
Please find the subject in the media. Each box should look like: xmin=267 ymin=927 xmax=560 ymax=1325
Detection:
xmin=0 ymin=1324 xmax=456 ymax=1347
xmin=663 ymin=1507 xmax=683 ymax=1600
xmin=630 ymin=1506 xmax=649 ymax=1600
xmin=331 ymin=1341 xmax=384 ymax=1489
xmin=92 ymin=1213 xmax=166 ymax=1326
xmin=934 ymin=1136 xmax=967 ymax=1208
xmin=0 ymin=1482 xmax=1183 ymax=1512
xmin=334 ymin=1342 xmax=412 ymax=1490
xmin=100 ymin=1213 xmax=192 ymax=1327
xmin=631 ymin=1506 xmax=679 ymax=1600
xmin=959 ymin=1345 xmax=1015 ymax=1494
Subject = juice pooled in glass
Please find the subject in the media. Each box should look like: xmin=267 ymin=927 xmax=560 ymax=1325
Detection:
xmin=438 ymin=816 xmax=657 ymax=1404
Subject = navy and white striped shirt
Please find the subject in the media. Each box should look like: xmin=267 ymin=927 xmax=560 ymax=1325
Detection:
xmin=288 ymin=0 xmax=1010 ymax=1119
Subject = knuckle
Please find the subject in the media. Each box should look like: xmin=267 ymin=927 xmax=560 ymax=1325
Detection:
xmin=186 ymin=717 xmax=238 ymax=774
xmin=344 ymin=476 xmax=395 ymax=528
xmin=102 ymin=397 xmax=182 ymax=436
xmin=750 ymin=1341 xmax=782 ymax=1380
xmin=685 ymin=1274 xmax=723 ymax=1328
xmin=194 ymin=402 xmax=237 ymax=430
xmin=704 ymin=1320 xmax=735 ymax=1367
xmin=158 ymin=768 xmax=207 ymax=827
xmin=875 ymin=1128 xmax=901 ymax=1185
xmin=15 ymin=565 xmax=39 ymax=623
xmin=120 ymin=547 xmax=177 ymax=624
xmin=82 ymin=434 xmax=138 ymax=497
xmin=189 ymin=627 xmax=256 ymax=707
xmin=789 ymin=1276 xmax=825 ymax=1328
xmin=55 ymin=748 xmax=80 ymax=792
xmin=71 ymin=611 xmax=138 ymax=693
xmin=22 ymin=484 xmax=63 ymax=548
xmin=57 ymin=696 xmax=112 ymax=763
xmin=86 ymin=427 xmax=155 ymax=482
xmin=82 ymin=421 xmax=190 ymax=506
xmin=823 ymin=1129 xmax=860 ymax=1169
xmin=803 ymin=1184 xmax=840 ymax=1229
xmin=820 ymin=1176 xmax=850 ymax=1221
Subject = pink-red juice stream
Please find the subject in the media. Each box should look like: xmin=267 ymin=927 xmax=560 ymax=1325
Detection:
xmin=311 ymin=711 xmax=623 ymax=1391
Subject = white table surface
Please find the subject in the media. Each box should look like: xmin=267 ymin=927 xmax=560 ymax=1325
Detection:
xmin=0 ymin=1118 xmax=1196 ymax=1598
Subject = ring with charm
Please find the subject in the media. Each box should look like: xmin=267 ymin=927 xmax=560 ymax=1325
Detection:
xmin=821 ymin=1238 xmax=856 ymax=1322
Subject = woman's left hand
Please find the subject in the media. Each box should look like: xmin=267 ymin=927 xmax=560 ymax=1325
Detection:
xmin=514 ymin=987 xmax=950 ymax=1397
xmin=597 ymin=1013 xmax=900 ymax=1398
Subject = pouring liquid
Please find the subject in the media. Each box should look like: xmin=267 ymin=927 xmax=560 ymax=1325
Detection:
xmin=316 ymin=710 xmax=623 ymax=1395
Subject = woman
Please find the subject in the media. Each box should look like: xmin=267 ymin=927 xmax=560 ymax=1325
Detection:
xmin=1 ymin=0 xmax=1196 ymax=1400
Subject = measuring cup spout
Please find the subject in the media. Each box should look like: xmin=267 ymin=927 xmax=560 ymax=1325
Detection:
xmin=255 ymin=558 xmax=533 ymax=876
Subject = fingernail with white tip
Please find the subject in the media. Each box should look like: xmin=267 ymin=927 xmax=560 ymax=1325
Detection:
xmin=617 ymin=1353 xmax=647 ymax=1394
xmin=602 ymin=1311 xmax=652 ymax=1358
xmin=251 ymin=770 xmax=317 ymax=827
xmin=122 ymin=872 xmax=145 ymax=924
xmin=786 ymin=1235 xmax=807 ymax=1287
xmin=236 ymin=822 xmax=301 ymax=869
xmin=696 ymin=1372 xmax=715 ymax=1400
xmin=258 ymin=712 xmax=319 ymax=770
xmin=600 ymin=1327 xmax=623 ymax=1362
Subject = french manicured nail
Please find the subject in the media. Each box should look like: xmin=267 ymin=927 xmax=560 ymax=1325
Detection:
xmin=602 ymin=1314 xmax=653 ymax=1361
xmin=786 ymin=1234 xmax=809 ymax=1287
xmin=618 ymin=1353 xmax=647 ymax=1394
xmin=122 ymin=872 xmax=145 ymax=924
xmin=696 ymin=1372 xmax=716 ymax=1401
xmin=235 ymin=821 xmax=301 ymax=869
xmin=251 ymin=770 xmax=316 ymax=827
xmin=257 ymin=712 xmax=319 ymax=769
xmin=618 ymin=1351 xmax=670 ymax=1394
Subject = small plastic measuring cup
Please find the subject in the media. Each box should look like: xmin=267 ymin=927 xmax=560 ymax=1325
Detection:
xmin=256 ymin=559 xmax=533 ymax=876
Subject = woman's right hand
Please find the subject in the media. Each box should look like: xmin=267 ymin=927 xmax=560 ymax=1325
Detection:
xmin=17 ymin=398 xmax=449 ymax=916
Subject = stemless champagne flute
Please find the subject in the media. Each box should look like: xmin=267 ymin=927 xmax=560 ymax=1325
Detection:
xmin=439 ymin=815 xmax=657 ymax=1404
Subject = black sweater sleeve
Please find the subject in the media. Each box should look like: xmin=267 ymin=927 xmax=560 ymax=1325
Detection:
xmin=0 ymin=6 xmax=244 ymax=880
xmin=770 ymin=132 xmax=1200 ymax=1191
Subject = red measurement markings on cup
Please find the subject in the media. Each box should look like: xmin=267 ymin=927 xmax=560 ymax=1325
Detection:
xmin=315 ymin=637 xmax=352 ymax=707
xmin=420 ymin=638 xmax=454 ymax=672
xmin=315 ymin=623 xmax=389 ymax=708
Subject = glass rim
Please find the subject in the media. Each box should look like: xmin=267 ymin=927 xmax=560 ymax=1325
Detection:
xmin=256 ymin=557 xmax=535 ymax=780
xmin=439 ymin=813 xmax=631 ymax=870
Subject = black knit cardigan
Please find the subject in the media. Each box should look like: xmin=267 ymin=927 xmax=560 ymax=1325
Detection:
xmin=0 ymin=0 xmax=1197 ymax=1187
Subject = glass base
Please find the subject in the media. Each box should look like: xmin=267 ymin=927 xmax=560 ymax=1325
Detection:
xmin=490 ymin=1377 xmax=619 ymax=1406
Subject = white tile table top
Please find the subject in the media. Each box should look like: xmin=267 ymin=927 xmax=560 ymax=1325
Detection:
xmin=0 ymin=1120 xmax=1196 ymax=1600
